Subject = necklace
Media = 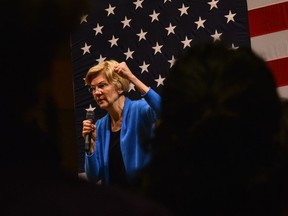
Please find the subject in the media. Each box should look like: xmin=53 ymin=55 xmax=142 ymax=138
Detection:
xmin=111 ymin=117 xmax=122 ymax=132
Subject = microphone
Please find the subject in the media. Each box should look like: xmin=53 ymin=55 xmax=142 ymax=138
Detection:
xmin=84 ymin=107 xmax=96 ymax=153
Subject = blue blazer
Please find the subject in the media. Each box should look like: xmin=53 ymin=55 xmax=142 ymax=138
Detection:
xmin=85 ymin=88 xmax=161 ymax=184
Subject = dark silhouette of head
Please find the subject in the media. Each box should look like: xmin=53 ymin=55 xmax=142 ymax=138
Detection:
xmin=0 ymin=0 xmax=91 ymax=171
xmin=139 ymin=42 xmax=288 ymax=216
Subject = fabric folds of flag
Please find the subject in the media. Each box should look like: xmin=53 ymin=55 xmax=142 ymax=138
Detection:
xmin=247 ymin=0 xmax=288 ymax=99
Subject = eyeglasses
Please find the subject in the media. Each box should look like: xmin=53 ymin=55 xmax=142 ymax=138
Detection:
xmin=88 ymin=83 xmax=109 ymax=93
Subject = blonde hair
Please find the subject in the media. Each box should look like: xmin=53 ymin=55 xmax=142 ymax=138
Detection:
xmin=85 ymin=60 xmax=130 ymax=93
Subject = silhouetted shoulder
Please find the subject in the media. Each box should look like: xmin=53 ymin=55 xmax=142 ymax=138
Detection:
xmin=1 ymin=171 xmax=173 ymax=216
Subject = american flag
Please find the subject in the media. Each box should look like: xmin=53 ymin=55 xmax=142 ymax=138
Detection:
xmin=247 ymin=0 xmax=288 ymax=98
xmin=71 ymin=0 xmax=287 ymax=173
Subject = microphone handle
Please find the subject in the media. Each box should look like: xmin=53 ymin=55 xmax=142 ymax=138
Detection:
xmin=84 ymin=133 xmax=91 ymax=152
xmin=85 ymin=110 xmax=95 ymax=153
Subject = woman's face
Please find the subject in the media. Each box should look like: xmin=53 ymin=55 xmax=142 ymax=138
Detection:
xmin=90 ymin=73 xmax=120 ymax=110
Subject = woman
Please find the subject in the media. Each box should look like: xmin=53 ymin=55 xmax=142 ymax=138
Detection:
xmin=82 ymin=60 xmax=161 ymax=188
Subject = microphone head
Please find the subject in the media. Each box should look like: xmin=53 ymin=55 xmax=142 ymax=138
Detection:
xmin=86 ymin=110 xmax=95 ymax=121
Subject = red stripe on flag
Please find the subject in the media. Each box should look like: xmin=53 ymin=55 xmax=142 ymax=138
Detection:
xmin=248 ymin=1 xmax=288 ymax=37
xmin=266 ymin=57 xmax=288 ymax=87
xmin=248 ymin=1 xmax=288 ymax=96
